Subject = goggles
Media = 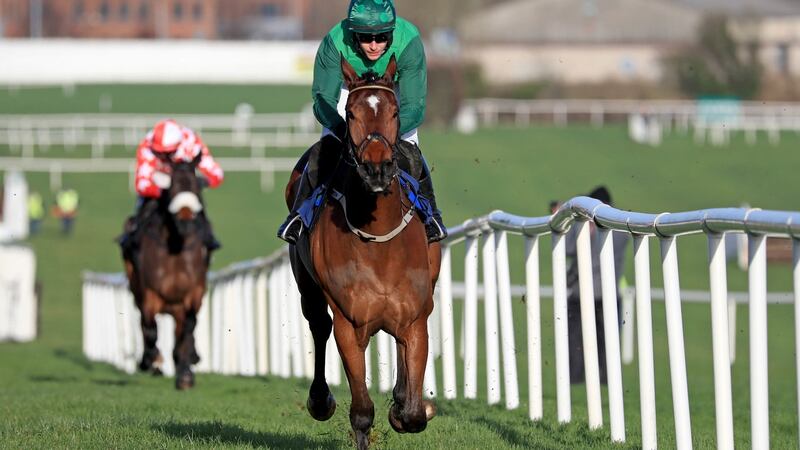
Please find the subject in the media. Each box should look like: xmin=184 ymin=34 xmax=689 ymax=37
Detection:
xmin=355 ymin=32 xmax=390 ymax=44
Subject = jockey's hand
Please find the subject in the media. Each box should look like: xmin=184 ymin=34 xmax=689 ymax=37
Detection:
xmin=152 ymin=171 xmax=172 ymax=189
xmin=333 ymin=122 xmax=348 ymax=142
xmin=198 ymin=176 xmax=209 ymax=189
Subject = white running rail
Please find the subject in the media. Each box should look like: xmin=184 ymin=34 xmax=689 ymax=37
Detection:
xmin=83 ymin=198 xmax=800 ymax=449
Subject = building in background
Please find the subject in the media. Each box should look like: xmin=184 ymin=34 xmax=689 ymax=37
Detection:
xmin=0 ymin=0 xmax=318 ymax=39
xmin=459 ymin=0 xmax=800 ymax=85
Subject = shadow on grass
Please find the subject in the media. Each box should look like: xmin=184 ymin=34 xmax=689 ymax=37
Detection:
xmin=29 ymin=375 xmax=79 ymax=383
xmin=91 ymin=378 xmax=135 ymax=386
xmin=53 ymin=348 xmax=93 ymax=371
xmin=154 ymin=420 xmax=340 ymax=449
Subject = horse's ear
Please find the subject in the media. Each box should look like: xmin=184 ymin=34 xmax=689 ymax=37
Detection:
xmin=341 ymin=54 xmax=358 ymax=89
xmin=382 ymin=54 xmax=397 ymax=84
xmin=191 ymin=151 xmax=202 ymax=169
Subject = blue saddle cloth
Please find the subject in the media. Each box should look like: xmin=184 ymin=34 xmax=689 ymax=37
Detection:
xmin=296 ymin=169 xmax=436 ymax=232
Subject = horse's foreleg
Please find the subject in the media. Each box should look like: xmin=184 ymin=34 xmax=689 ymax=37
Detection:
xmin=138 ymin=291 xmax=162 ymax=375
xmin=388 ymin=317 xmax=434 ymax=434
xmin=332 ymin=313 xmax=374 ymax=450
xmin=301 ymin=292 xmax=335 ymax=421
xmin=172 ymin=308 xmax=197 ymax=390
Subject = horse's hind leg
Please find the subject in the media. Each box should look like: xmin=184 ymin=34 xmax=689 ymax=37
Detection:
xmin=331 ymin=312 xmax=374 ymax=450
xmin=388 ymin=317 xmax=434 ymax=434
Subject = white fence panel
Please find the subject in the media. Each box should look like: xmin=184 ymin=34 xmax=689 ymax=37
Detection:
xmin=81 ymin=199 xmax=800 ymax=449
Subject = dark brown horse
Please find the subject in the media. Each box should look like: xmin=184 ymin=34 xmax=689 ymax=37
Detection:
xmin=122 ymin=154 xmax=209 ymax=390
xmin=285 ymin=55 xmax=441 ymax=449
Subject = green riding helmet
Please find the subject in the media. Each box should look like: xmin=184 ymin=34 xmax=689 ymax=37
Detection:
xmin=347 ymin=0 xmax=396 ymax=34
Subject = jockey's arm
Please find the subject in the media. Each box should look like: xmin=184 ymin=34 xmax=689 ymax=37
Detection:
xmin=312 ymin=34 xmax=348 ymax=138
xmin=396 ymin=36 xmax=427 ymax=136
xmin=195 ymin=141 xmax=224 ymax=188
xmin=134 ymin=143 xmax=163 ymax=198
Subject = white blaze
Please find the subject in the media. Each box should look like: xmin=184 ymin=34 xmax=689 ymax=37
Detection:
xmin=168 ymin=192 xmax=203 ymax=214
xmin=367 ymin=95 xmax=380 ymax=116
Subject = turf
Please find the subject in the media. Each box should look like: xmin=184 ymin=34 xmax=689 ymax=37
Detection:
xmin=1 ymin=85 xmax=799 ymax=448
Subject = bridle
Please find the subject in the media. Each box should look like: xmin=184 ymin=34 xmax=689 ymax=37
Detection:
xmin=343 ymin=84 xmax=400 ymax=168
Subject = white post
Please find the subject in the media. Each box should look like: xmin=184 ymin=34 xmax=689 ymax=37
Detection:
xmin=794 ymin=239 xmax=800 ymax=449
xmin=195 ymin=290 xmax=211 ymax=373
xmin=634 ymin=235 xmax=657 ymax=449
xmin=378 ymin=330 xmax=392 ymax=393
xmin=660 ymin=236 xmax=692 ymax=450
xmin=268 ymin=269 xmax=281 ymax=375
xmin=728 ymin=297 xmax=737 ymax=365
xmin=439 ymin=245 xmax=457 ymax=399
xmin=482 ymin=231 xmax=502 ymax=405
xmin=598 ymin=229 xmax=625 ymax=442
xmin=552 ymin=232 xmax=571 ymax=423
xmin=575 ymin=221 xmax=603 ymax=429
xmin=524 ymin=236 xmax=543 ymax=421
xmin=707 ymin=233 xmax=734 ymax=450
xmin=256 ymin=271 xmax=269 ymax=375
xmin=621 ymin=287 xmax=635 ymax=364
xmin=211 ymin=284 xmax=224 ymax=372
xmin=464 ymin=236 xmax=480 ymax=399
xmin=748 ymin=234 xmax=769 ymax=449
xmin=424 ymin=315 xmax=438 ymax=398
xmin=495 ymin=231 xmax=520 ymax=410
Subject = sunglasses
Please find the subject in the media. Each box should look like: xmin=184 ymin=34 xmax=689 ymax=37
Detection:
xmin=355 ymin=32 xmax=390 ymax=44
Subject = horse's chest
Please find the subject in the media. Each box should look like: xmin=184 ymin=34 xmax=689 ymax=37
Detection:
xmin=312 ymin=245 xmax=431 ymax=327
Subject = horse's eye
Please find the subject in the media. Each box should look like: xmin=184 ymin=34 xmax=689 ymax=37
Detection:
xmin=346 ymin=111 xmax=355 ymax=120
xmin=392 ymin=111 xmax=398 ymax=118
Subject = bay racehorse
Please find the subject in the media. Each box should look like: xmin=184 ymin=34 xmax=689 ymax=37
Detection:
xmin=122 ymin=153 xmax=209 ymax=390
xmin=285 ymin=55 xmax=441 ymax=449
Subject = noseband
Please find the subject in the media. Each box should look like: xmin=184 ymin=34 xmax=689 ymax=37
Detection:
xmin=344 ymin=84 xmax=400 ymax=167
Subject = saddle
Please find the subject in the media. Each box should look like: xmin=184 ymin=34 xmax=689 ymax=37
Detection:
xmin=295 ymin=167 xmax=435 ymax=238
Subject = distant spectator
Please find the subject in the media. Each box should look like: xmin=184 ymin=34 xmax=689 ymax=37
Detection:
xmin=555 ymin=186 xmax=630 ymax=385
xmin=27 ymin=191 xmax=45 ymax=235
xmin=53 ymin=187 xmax=79 ymax=235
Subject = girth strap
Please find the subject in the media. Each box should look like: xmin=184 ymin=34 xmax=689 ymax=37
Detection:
xmin=331 ymin=190 xmax=415 ymax=243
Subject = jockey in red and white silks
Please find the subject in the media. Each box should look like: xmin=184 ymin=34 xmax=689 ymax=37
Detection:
xmin=135 ymin=119 xmax=224 ymax=198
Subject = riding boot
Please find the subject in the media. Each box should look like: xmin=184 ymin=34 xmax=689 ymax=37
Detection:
xmin=199 ymin=212 xmax=221 ymax=252
xmin=418 ymin=159 xmax=448 ymax=243
xmin=118 ymin=197 xmax=152 ymax=255
xmin=277 ymin=136 xmax=337 ymax=244
xmin=396 ymin=141 xmax=447 ymax=243
xmin=277 ymin=169 xmax=314 ymax=244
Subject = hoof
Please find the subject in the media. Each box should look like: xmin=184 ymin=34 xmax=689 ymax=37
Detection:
xmin=175 ymin=370 xmax=194 ymax=390
xmin=150 ymin=355 xmax=164 ymax=377
xmin=306 ymin=392 xmax=336 ymax=421
xmin=388 ymin=405 xmax=406 ymax=434
xmin=424 ymin=400 xmax=436 ymax=421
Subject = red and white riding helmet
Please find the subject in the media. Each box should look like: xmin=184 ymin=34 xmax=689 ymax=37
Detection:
xmin=150 ymin=119 xmax=183 ymax=153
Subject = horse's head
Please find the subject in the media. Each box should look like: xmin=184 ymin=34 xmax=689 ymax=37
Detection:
xmin=161 ymin=152 xmax=204 ymax=237
xmin=342 ymin=54 xmax=399 ymax=193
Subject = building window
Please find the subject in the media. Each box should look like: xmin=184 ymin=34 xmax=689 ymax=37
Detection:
xmin=260 ymin=3 xmax=278 ymax=17
xmin=99 ymin=1 xmax=110 ymax=22
xmin=193 ymin=2 xmax=203 ymax=20
xmin=119 ymin=2 xmax=129 ymax=21
xmin=139 ymin=1 xmax=149 ymax=21
xmin=174 ymin=2 xmax=184 ymax=20
xmin=777 ymin=43 xmax=790 ymax=75
xmin=73 ymin=1 xmax=84 ymax=20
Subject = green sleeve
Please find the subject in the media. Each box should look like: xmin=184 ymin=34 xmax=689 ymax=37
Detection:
xmin=312 ymin=35 xmax=346 ymax=133
xmin=396 ymin=36 xmax=427 ymax=135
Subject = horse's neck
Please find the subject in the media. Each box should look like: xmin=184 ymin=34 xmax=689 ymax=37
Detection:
xmin=342 ymin=173 xmax=405 ymax=230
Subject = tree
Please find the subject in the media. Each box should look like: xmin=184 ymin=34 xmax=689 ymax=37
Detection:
xmin=670 ymin=15 xmax=761 ymax=99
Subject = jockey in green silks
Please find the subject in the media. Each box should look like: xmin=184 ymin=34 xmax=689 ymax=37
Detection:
xmin=277 ymin=0 xmax=447 ymax=245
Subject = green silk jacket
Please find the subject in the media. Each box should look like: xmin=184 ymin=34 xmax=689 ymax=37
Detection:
xmin=312 ymin=17 xmax=427 ymax=136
